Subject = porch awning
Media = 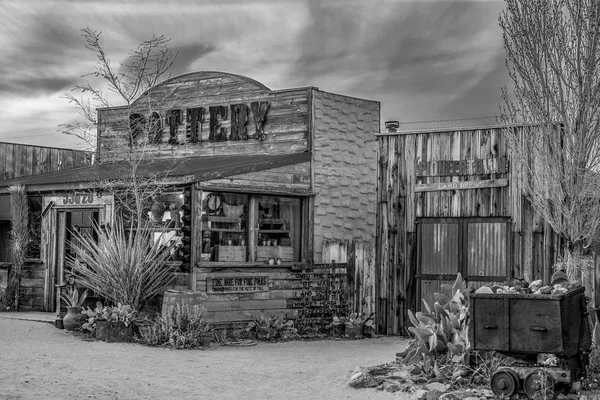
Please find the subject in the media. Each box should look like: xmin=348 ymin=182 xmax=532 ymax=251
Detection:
xmin=0 ymin=152 xmax=311 ymax=191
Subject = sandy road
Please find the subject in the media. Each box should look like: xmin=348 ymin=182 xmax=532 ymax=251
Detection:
xmin=0 ymin=318 xmax=411 ymax=400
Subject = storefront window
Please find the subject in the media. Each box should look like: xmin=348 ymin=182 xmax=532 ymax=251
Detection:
xmin=201 ymin=192 xmax=249 ymax=262
xmin=200 ymin=192 xmax=301 ymax=263
xmin=258 ymin=196 xmax=301 ymax=262
xmin=148 ymin=192 xmax=186 ymax=262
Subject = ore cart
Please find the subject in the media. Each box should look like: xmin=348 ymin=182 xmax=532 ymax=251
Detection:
xmin=470 ymin=286 xmax=592 ymax=398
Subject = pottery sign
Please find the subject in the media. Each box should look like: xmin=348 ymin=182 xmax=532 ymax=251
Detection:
xmin=416 ymin=157 xmax=509 ymax=177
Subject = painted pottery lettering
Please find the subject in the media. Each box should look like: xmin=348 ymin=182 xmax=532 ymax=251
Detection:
xmin=416 ymin=157 xmax=509 ymax=177
xmin=129 ymin=101 xmax=270 ymax=146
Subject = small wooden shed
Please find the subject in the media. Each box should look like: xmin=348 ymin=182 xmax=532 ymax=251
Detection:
xmin=0 ymin=142 xmax=92 ymax=309
xmin=375 ymin=125 xmax=563 ymax=335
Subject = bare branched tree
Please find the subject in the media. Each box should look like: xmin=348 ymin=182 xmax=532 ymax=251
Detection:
xmin=499 ymin=0 xmax=600 ymax=275
xmin=62 ymin=28 xmax=176 ymax=152
xmin=62 ymin=28 xmax=178 ymax=226
xmin=61 ymin=29 xmax=183 ymax=307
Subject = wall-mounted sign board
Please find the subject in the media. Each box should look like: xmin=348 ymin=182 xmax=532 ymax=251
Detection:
xmin=207 ymin=275 xmax=269 ymax=294
xmin=416 ymin=158 xmax=509 ymax=177
xmin=415 ymin=179 xmax=508 ymax=192
xmin=43 ymin=191 xmax=113 ymax=208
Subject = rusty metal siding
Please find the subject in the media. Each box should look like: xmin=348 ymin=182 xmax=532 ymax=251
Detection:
xmin=420 ymin=223 xmax=459 ymax=274
xmin=420 ymin=279 xmax=454 ymax=311
xmin=466 ymin=222 xmax=508 ymax=278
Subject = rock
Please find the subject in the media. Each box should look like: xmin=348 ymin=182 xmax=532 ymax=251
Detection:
xmin=376 ymin=383 xmax=384 ymax=391
xmin=391 ymin=369 xmax=409 ymax=379
xmin=556 ymin=394 xmax=568 ymax=400
xmin=410 ymin=365 xmax=423 ymax=375
xmin=475 ymin=286 xmax=493 ymax=294
xmin=413 ymin=389 xmax=428 ymax=400
xmin=428 ymin=377 xmax=447 ymax=384
xmin=529 ymin=279 xmax=543 ymax=292
xmin=427 ymin=390 xmax=443 ymax=400
xmin=590 ymin=382 xmax=599 ymax=389
xmin=552 ymin=286 xmax=568 ymax=295
xmin=426 ymin=382 xmax=448 ymax=393
xmin=572 ymin=381 xmax=581 ymax=392
xmin=439 ymin=393 xmax=463 ymax=400
xmin=383 ymin=382 xmax=403 ymax=393
xmin=539 ymin=285 xmax=553 ymax=294
xmin=350 ymin=371 xmax=363 ymax=381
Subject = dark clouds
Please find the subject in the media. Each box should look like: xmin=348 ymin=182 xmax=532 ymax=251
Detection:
xmin=1 ymin=0 xmax=513 ymax=149
xmin=169 ymin=43 xmax=218 ymax=76
xmin=292 ymin=0 xmax=508 ymax=126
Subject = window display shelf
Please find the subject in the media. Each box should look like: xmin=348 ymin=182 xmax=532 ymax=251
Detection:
xmin=204 ymin=228 xmax=246 ymax=233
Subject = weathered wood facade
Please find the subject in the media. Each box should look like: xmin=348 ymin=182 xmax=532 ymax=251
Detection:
xmin=0 ymin=142 xmax=91 ymax=182
xmin=0 ymin=143 xmax=92 ymax=310
xmin=376 ymin=126 xmax=562 ymax=335
xmin=0 ymin=71 xmax=379 ymax=324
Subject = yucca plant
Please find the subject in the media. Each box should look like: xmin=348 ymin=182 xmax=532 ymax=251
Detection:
xmin=6 ymin=184 xmax=30 ymax=310
xmin=66 ymin=220 xmax=176 ymax=310
xmin=60 ymin=286 xmax=88 ymax=308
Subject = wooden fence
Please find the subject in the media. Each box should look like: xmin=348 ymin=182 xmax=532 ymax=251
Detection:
xmin=321 ymin=240 xmax=377 ymax=327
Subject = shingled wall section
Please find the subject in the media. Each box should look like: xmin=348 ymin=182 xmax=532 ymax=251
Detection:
xmin=311 ymin=90 xmax=379 ymax=263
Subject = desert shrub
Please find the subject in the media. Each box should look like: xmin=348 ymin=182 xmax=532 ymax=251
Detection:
xmin=244 ymin=312 xmax=299 ymax=342
xmin=67 ymin=220 xmax=176 ymax=310
xmin=138 ymin=304 xmax=211 ymax=349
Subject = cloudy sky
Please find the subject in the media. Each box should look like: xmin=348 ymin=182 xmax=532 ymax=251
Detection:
xmin=0 ymin=0 xmax=508 ymax=150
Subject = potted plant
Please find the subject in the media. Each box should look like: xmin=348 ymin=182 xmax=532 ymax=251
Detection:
xmin=328 ymin=313 xmax=375 ymax=339
xmin=83 ymin=302 xmax=138 ymax=342
xmin=60 ymin=287 xmax=88 ymax=331
xmin=200 ymin=323 xmax=213 ymax=348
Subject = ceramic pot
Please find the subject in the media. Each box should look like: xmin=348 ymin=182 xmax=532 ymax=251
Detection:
xmin=345 ymin=324 xmax=364 ymax=339
xmin=95 ymin=320 xmax=133 ymax=342
xmin=201 ymin=334 xmax=213 ymax=348
xmin=62 ymin=306 xmax=81 ymax=331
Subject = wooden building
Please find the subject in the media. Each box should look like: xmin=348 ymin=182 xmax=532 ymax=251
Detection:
xmin=0 ymin=71 xmax=379 ymax=322
xmin=375 ymin=125 xmax=562 ymax=335
xmin=0 ymin=142 xmax=92 ymax=310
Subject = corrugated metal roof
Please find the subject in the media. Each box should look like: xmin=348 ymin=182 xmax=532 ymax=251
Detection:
xmin=0 ymin=152 xmax=311 ymax=189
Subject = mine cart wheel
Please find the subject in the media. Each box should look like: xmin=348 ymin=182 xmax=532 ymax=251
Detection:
xmin=491 ymin=369 xmax=519 ymax=397
xmin=523 ymin=370 xmax=554 ymax=399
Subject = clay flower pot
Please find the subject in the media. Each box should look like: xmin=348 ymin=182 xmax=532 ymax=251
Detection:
xmin=63 ymin=306 xmax=81 ymax=331
xmin=201 ymin=333 xmax=213 ymax=348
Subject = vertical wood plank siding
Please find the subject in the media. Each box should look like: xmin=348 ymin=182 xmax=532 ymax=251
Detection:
xmin=0 ymin=142 xmax=91 ymax=182
xmin=376 ymin=126 xmax=561 ymax=335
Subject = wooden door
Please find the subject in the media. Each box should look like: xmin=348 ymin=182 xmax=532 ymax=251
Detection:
xmin=53 ymin=209 xmax=99 ymax=313
xmin=416 ymin=218 xmax=511 ymax=310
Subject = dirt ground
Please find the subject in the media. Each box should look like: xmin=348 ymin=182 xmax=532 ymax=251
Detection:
xmin=0 ymin=318 xmax=411 ymax=400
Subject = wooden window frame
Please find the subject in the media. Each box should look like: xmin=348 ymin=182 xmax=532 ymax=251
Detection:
xmin=200 ymin=191 xmax=304 ymax=264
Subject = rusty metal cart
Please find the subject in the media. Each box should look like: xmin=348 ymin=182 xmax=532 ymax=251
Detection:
xmin=470 ymin=286 xmax=592 ymax=398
